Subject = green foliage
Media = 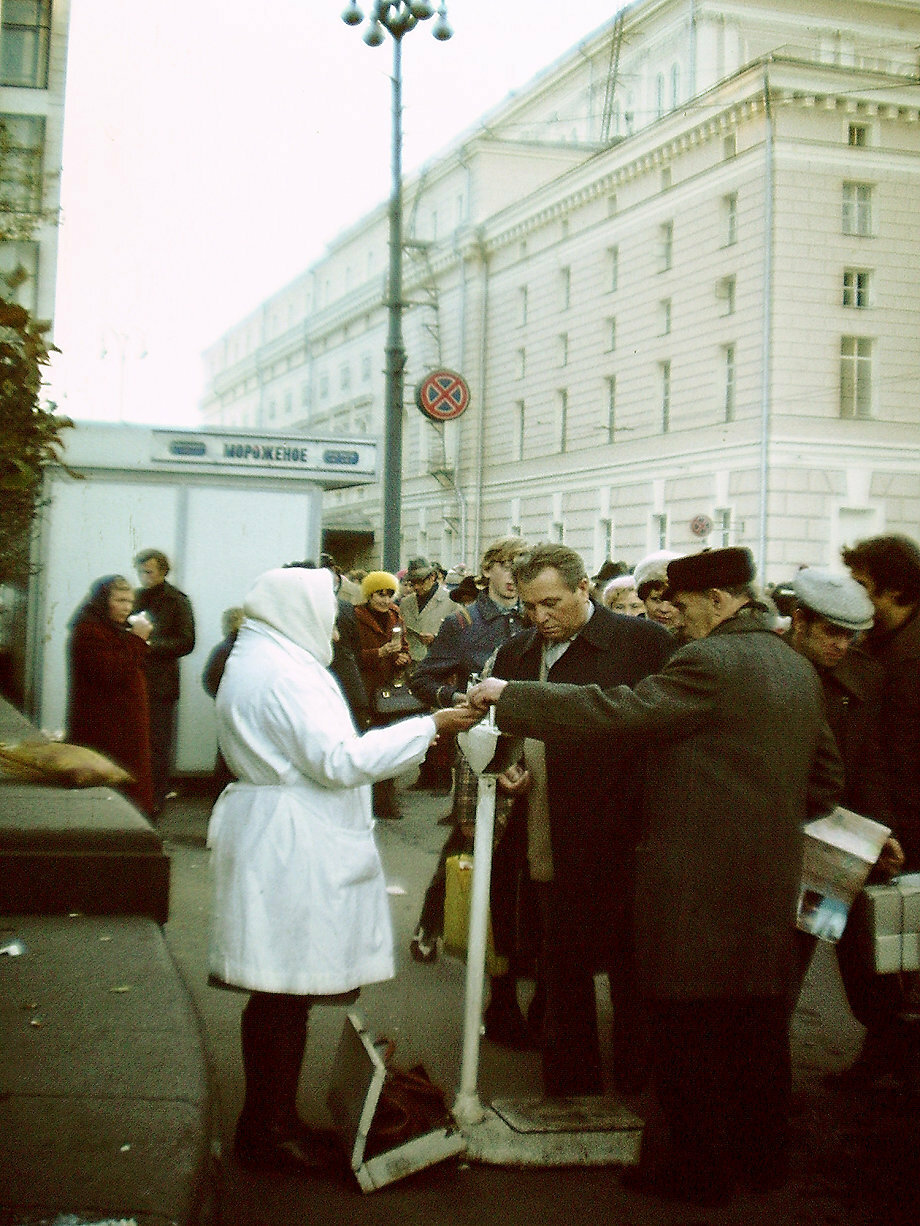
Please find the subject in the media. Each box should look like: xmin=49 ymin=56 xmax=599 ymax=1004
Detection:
xmin=0 ymin=296 xmax=73 ymax=583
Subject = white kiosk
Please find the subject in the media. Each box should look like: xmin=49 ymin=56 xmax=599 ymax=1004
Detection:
xmin=26 ymin=422 xmax=377 ymax=774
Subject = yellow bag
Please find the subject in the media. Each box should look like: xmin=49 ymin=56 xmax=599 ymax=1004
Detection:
xmin=443 ymin=854 xmax=508 ymax=977
xmin=0 ymin=741 xmax=132 ymax=788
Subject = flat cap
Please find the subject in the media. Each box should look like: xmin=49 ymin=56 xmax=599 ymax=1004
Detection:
xmin=665 ymin=547 xmax=756 ymax=597
xmin=792 ymin=567 xmax=874 ymax=631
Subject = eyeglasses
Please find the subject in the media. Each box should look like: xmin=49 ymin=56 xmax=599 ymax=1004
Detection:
xmin=374 ymin=589 xmax=396 ymax=598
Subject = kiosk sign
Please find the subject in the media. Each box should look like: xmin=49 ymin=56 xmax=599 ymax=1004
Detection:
xmin=416 ymin=369 xmax=470 ymax=422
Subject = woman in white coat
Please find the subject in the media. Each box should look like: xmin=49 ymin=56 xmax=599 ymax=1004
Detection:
xmin=208 ymin=566 xmax=476 ymax=1173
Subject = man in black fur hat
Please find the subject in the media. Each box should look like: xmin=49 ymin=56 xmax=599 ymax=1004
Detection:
xmin=468 ymin=547 xmax=843 ymax=1206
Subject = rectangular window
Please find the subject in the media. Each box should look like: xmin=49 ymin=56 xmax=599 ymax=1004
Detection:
xmin=605 ymin=376 xmax=616 ymax=444
xmin=716 ymin=507 xmax=732 ymax=548
xmin=514 ymin=400 xmax=525 ymax=462
xmin=516 ymin=347 xmax=526 ymax=379
xmin=606 ymin=317 xmax=617 ymax=353
xmin=842 ymin=269 xmax=870 ymax=308
xmin=840 ymin=336 xmax=872 ymax=418
xmin=660 ymin=361 xmax=671 ymax=433
xmin=724 ymin=193 xmax=738 ymax=246
xmin=653 ymin=513 xmax=668 ymax=550
xmin=519 ymin=286 xmax=528 ymax=325
xmin=724 ymin=344 xmax=736 ymax=422
xmin=661 ymin=166 xmax=672 ymax=191
xmin=660 ymin=222 xmax=673 ymax=271
xmin=340 ymin=363 xmax=351 ymax=392
xmin=560 ymin=266 xmax=571 ymax=310
xmin=608 ymin=245 xmax=619 ymax=291
xmin=558 ymin=333 xmax=568 ymax=367
xmin=848 ymin=124 xmax=868 ymax=148
xmin=842 ymin=182 xmax=872 ymax=236
xmin=1 ymin=0 xmax=52 ymax=88
xmin=723 ymin=134 xmax=737 ymax=159
xmin=0 ymin=113 xmax=45 ymax=211
xmin=361 ymin=352 xmax=372 ymax=381
xmin=0 ymin=238 xmax=39 ymax=312
xmin=557 ymin=390 xmax=568 ymax=453
xmin=607 ymin=193 xmax=618 ymax=217
xmin=660 ymin=298 xmax=672 ymax=335
xmin=718 ymin=275 xmax=736 ymax=315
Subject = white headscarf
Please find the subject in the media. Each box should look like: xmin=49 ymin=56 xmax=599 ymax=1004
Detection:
xmin=243 ymin=567 xmax=337 ymax=667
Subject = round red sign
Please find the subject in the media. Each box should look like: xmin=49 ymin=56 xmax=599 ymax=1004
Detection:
xmin=416 ymin=369 xmax=471 ymax=422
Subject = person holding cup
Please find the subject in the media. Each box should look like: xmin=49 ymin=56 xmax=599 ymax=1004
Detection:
xmin=355 ymin=571 xmax=412 ymax=819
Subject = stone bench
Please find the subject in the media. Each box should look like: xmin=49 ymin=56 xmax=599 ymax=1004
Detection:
xmin=0 ymin=697 xmax=217 ymax=1223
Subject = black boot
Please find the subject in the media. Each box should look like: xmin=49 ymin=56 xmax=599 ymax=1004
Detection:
xmin=234 ymin=993 xmax=338 ymax=1173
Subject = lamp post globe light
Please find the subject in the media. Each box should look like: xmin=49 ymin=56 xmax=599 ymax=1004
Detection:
xmin=341 ymin=2 xmax=453 ymax=572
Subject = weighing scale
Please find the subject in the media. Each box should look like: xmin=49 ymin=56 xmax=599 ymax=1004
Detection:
xmin=452 ymin=710 xmax=644 ymax=1166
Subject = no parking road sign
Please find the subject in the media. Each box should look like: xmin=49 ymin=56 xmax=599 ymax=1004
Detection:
xmin=416 ymin=369 xmax=471 ymax=422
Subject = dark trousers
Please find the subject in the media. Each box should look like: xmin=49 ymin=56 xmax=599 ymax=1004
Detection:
xmin=148 ymin=696 xmax=177 ymax=809
xmin=539 ymin=887 xmax=649 ymax=1097
xmin=644 ymin=995 xmax=791 ymax=1188
xmin=239 ymin=991 xmax=313 ymax=1134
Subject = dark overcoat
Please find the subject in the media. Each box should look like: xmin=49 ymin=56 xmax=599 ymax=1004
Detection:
xmin=492 ymin=603 xmax=672 ymax=965
xmin=496 ymin=608 xmax=843 ymax=1001
xmin=863 ymin=608 xmax=920 ymax=869
xmin=67 ymin=613 xmax=155 ymax=815
xmin=133 ymin=580 xmax=195 ymax=703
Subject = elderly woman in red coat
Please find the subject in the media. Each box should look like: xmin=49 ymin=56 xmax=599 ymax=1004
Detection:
xmin=67 ymin=574 xmax=155 ymax=816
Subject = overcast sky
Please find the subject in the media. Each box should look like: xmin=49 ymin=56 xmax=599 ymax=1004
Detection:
xmin=45 ymin=0 xmax=627 ymax=427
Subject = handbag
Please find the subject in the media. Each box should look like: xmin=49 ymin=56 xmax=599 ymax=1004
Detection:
xmin=372 ymin=674 xmax=426 ymax=719
xmin=363 ymin=1042 xmax=453 ymax=1160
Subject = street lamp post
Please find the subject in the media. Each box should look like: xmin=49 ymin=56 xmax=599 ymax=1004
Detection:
xmin=342 ymin=2 xmax=452 ymax=572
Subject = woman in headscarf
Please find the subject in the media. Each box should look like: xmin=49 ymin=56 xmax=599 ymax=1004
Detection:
xmin=67 ymin=574 xmax=155 ymax=816
xmin=208 ymin=566 xmax=476 ymax=1174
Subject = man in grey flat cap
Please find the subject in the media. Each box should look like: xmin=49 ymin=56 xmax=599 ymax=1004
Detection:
xmin=788 ymin=567 xmax=914 ymax=1089
xmin=468 ymin=547 xmax=843 ymax=1205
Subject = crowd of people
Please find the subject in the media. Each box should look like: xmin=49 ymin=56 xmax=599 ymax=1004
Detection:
xmin=62 ymin=532 xmax=920 ymax=1201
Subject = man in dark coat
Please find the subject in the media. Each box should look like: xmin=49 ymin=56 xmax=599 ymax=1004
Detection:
xmin=133 ymin=549 xmax=196 ymax=814
xmin=491 ymin=544 xmax=672 ymax=1095
xmin=469 ymin=547 xmax=843 ymax=1204
xmin=842 ymin=534 xmax=920 ymax=1090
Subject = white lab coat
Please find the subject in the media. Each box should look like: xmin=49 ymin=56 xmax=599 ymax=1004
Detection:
xmin=208 ymin=617 xmax=435 ymax=994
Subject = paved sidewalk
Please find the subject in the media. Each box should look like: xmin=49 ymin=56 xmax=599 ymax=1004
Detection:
xmin=160 ymin=786 xmax=920 ymax=1226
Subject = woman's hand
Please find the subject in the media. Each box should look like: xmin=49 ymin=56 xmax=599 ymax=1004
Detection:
xmin=431 ymin=703 xmax=481 ymax=737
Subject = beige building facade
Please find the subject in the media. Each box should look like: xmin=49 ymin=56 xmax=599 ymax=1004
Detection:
xmin=0 ymin=0 xmax=70 ymax=322
xmin=200 ymin=0 xmax=920 ymax=583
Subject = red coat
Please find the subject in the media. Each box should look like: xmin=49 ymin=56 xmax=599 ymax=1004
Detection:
xmin=67 ymin=614 xmax=155 ymax=815
xmin=354 ymin=603 xmax=407 ymax=692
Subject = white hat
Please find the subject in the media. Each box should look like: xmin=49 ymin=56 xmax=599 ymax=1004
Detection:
xmin=792 ymin=567 xmax=875 ymax=632
xmin=633 ymin=550 xmax=680 ymax=599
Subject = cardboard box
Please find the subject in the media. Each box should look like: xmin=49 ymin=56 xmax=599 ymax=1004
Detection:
xmin=861 ymin=873 xmax=920 ymax=973
xmin=327 ymin=1013 xmax=466 ymax=1192
xmin=443 ymin=853 xmax=508 ymax=977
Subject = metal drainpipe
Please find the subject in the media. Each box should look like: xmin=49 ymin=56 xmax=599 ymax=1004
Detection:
xmin=758 ymin=69 xmax=775 ymax=577
xmin=472 ymin=230 xmax=490 ymax=568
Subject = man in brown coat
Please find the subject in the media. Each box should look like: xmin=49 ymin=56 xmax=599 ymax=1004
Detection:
xmin=469 ymin=547 xmax=842 ymax=1205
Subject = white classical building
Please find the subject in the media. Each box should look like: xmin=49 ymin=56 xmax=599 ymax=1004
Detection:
xmin=200 ymin=0 xmax=920 ymax=582
xmin=0 ymin=0 xmax=70 ymax=321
